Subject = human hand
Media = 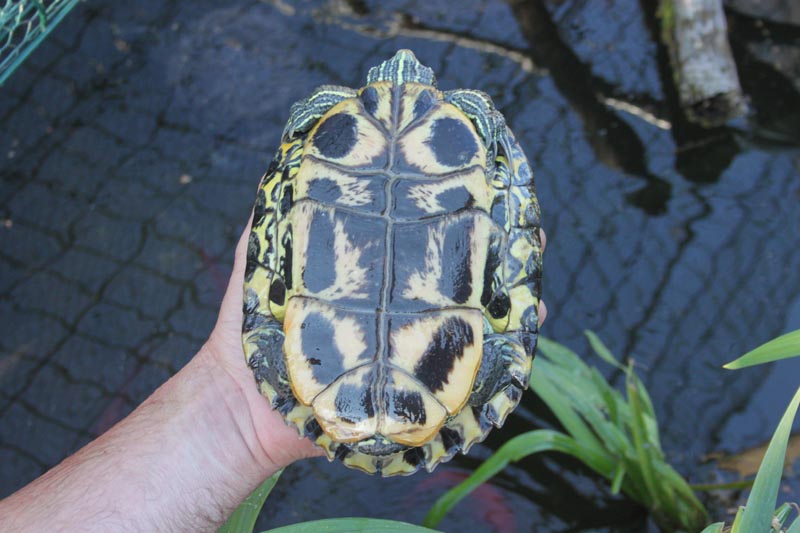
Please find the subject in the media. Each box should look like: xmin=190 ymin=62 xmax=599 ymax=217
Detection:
xmin=201 ymin=217 xmax=324 ymax=475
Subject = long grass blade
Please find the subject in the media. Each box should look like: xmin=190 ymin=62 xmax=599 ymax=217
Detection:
xmin=724 ymin=329 xmax=800 ymax=369
xmin=263 ymin=518 xmax=440 ymax=532
xmin=690 ymin=479 xmax=754 ymax=491
xmin=698 ymin=524 xmax=724 ymax=533
xmin=737 ymin=387 xmax=800 ymax=532
xmin=220 ymin=470 xmax=283 ymax=533
xmin=730 ymin=506 xmax=745 ymax=533
xmin=530 ymin=359 xmax=602 ymax=448
xmin=626 ymin=374 xmax=662 ymax=508
xmin=775 ymin=502 xmax=793 ymax=524
xmin=584 ymin=330 xmax=626 ymax=371
xmin=422 ymin=429 xmax=614 ymax=528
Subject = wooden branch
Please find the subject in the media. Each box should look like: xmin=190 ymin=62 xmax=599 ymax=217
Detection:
xmin=659 ymin=0 xmax=747 ymax=127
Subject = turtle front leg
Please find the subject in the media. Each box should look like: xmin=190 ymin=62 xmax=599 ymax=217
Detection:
xmin=283 ymin=85 xmax=358 ymax=141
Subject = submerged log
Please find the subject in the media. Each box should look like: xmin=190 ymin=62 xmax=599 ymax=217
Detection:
xmin=659 ymin=0 xmax=747 ymax=127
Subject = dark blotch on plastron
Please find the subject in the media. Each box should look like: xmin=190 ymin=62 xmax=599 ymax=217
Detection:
xmin=334 ymin=214 xmax=386 ymax=305
xmin=243 ymin=311 xmax=271 ymax=334
xmin=303 ymin=209 xmax=336 ymax=293
xmin=335 ymin=382 xmax=375 ymax=424
xmin=474 ymin=405 xmax=493 ymax=432
xmin=307 ymin=177 xmax=342 ymax=204
xmin=403 ymin=447 xmax=424 ymax=467
xmin=488 ymin=292 xmax=510 ymax=321
xmin=490 ymin=194 xmax=508 ymax=228
xmin=413 ymin=90 xmax=437 ymax=122
xmin=245 ymin=231 xmax=260 ymax=280
xmin=519 ymin=330 xmax=538 ymax=357
xmin=335 ymin=444 xmax=353 ymax=462
xmin=313 ymin=113 xmax=358 ymax=159
xmin=439 ymin=426 xmax=463 ymax=452
xmin=280 ymin=184 xmax=294 ymax=216
xmin=272 ymin=395 xmax=296 ymax=416
xmin=387 ymin=389 xmax=426 ymax=425
xmin=439 ymin=218 xmax=473 ymax=304
xmin=361 ymin=86 xmax=379 ymax=116
xmin=268 ymin=277 xmax=286 ymax=307
xmin=428 ymin=117 xmax=478 ymax=167
xmin=281 ymin=230 xmax=293 ymax=289
xmin=300 ymin=311 xmax=346 ymax=385
xmin=436 ymin=186 xmax=474 ymax=213
xmin=481 ymin=234 xmax=503 ymax=307
xmin=304 ymin=417 xmax=324 ymax=440
xmin=413 ymin=316 xmax=475 ymax=392
xmin=253 ymin=188 xmax=267 ymax=227
xmin=264 ymin=156 xmax=280 ymax=181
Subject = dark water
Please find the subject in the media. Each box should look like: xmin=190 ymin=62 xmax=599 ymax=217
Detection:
xmin=1 ymin=0 xmax=799 ymax=531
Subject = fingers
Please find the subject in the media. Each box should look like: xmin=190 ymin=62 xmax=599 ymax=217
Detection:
xmin=217 ymin=215 xmax=253 ymax=322
xmin=539 ymin=228 xmax=547 ymax=328
xmin=539 ymin=228 xmax=546 ymax=254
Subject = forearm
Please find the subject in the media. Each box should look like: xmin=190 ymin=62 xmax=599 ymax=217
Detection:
xmin=0 ymin=347 xmax=277 ymax=532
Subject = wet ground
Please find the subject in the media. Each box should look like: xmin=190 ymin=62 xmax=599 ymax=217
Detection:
xmin=1 ymin=0 xmax=800 ymax=531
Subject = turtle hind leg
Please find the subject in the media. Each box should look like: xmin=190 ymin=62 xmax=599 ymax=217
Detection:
xmin=469 ymin=333 xmax=529 ymax=406
xmin=468 ymin=330 xmax=532 ymax=432
xmin=243 ymin=311 xmax=296 ymax=413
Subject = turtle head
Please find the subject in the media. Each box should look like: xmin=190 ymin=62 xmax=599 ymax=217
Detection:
xmin=366 ymin=49 xmax=436 ymax=86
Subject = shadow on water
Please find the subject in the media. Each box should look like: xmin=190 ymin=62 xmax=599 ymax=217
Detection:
xmin=509 ymin=0 xmax=673 ymax=216
xmin=1 ymin=0 xmax=799 ymax=531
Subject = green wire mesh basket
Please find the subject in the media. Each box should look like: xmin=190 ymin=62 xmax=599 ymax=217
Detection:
xmin=1 ymin=0 xmax=80 ymax=86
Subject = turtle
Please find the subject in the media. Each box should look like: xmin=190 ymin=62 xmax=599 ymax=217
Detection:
xmin=242 ymin=50 xmax=542 ymax=476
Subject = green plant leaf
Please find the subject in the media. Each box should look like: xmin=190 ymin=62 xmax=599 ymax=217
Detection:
xmin=219 ymin=470 xmax=282 ymax=533
xmin=724 ymin=329 xmax=800 ymax=369
xmin=263 ymin=518 xmax=441 ymax=532
xmin=422 ymin=429 xmax=614 ymax=528
xmin=610 ymin=463 xmax=626 ymax=494
xmin=787 ymin=514 xmax=800 ymax=533
xmin=730 ymin=506 xmax=745 ymax=533
xmin=737 ymin=387 xmax=800 ymax=533
xmin=584 ymin=330 xmax=626 ymax=371
xmin=698 ymin=523 xmax=725 ymax=533
xmin=626 ymin=373 xmax=666 ymax=510
xmin=690 ymin=479 xmax=754 ymax=491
